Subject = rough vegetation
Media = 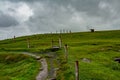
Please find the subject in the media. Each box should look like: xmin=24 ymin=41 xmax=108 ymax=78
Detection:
xmin=0 ymin=52 xmax=40 ymax=80
xmin=0 ymin=30 xmax=120 ymax=80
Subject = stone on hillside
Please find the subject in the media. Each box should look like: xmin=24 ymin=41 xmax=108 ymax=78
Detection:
xmin=36 ymin=56 xmax=41 ymax=60
xmin=39 ymin=68 xmax=43 ymax=71
xmin=82 ymin=58 xmax=91 ymax=63
xmin=114 ymin=58 xmax=120 ymax=63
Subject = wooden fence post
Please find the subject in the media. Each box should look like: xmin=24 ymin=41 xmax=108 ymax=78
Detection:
xmin=14 ymin=36 xmax=16 ymax=39
xmin=51 ymin=39 xmax=54 ymax=48
xmin=69 ymin=30 xmax=72 ymax=33
xmin=60 ymin=30 xmax=62 ymax=34
xmin=27 ymin=38 xmax=30 ymax=48
xmin=13 ymin=36 xmax=16 ymax=43
xmin=64 ymin=44 xmax=68 ymax=62
xmin=75 ymin=61 xmax=79 ymax=80
xmin=66 ymin=30 xmax=69 ymax=33
xmin=59 ymin=37 xmax=62 ymax=48
xmin=63 ymin=29 xmax=65 ymax=33
xmin=56 ymin=30 xmax=58 ymax=34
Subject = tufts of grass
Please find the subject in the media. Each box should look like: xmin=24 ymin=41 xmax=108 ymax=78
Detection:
xmin=0 ymin=52 xmax=40 ymax=80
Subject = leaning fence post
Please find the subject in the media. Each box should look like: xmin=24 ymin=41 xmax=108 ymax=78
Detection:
xmin=14 ymin=36 xmax=16 ymax=39
xmin=60 ymin=30 xmax=62 ymax=34
xmin=64 ymin=44 xmax=68 ymax=62
xmin=75 ymin=61 xmax=79 ymax=80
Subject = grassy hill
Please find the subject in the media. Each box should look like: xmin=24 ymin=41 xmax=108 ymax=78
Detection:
xmin=0 ymin=30 xmax=120 ymax=80
xmin=0 ymin=52 xmax=40 ymax=80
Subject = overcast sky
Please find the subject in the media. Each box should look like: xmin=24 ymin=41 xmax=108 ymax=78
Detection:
xmin=0 ymin=0 xmax=120 ymax=40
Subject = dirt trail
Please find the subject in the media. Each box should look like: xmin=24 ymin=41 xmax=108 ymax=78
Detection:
xmin=22 ymin=52 xmax=48 ymax=80
xmin=45 ymin=52 xmax=59 ymax=80
xmin=36 ymin=58 xmax=48 ymax=80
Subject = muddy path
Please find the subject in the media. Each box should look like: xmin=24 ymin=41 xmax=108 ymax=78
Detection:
xmin=22 ymin=52 xmax=48 ymax=80
xmin=22 ymin=51 xmax=60 ymax=80
xmin=45 ymin=52 xmax=60 ymax=80
xmin=36 ymin=58 xmax=48 ymax=80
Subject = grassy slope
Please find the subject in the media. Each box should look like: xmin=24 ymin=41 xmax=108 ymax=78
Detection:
xmin=0 ymin=52 xmax=40 ymax=80
xmin=57 ymin=30 xmax=120 ymax=80
xmin=0 ymin=30 xmax=120 ymax=80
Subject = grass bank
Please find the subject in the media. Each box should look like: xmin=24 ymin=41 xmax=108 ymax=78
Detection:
xmin=0 ymin=52 xmax=40 ymax=80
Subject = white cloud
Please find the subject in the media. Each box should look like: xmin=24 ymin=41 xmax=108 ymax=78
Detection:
xmin=0 ymin=1 xmax=33 ymax=23
xmin=15 ymin=3 xmax=33 ymax=22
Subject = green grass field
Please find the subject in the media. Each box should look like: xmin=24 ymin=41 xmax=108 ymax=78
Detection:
xmin=0 ymin=30 xmax=120 ymax=80
xmin=0 ymin=52 xmax=40 ymax=80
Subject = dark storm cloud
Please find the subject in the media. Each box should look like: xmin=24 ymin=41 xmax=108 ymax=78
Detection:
xmin=26 ymin=0 xmax=106 ymax=32
xmin=3 ymin=0 xmax=120 ymax=20
xmin=0 ymin=12 xmax=19 ymax=27
xmin=42 ymin=0 xmax=120 ymax=26
xmin=1 ymin=0 xmax=38 ymax=3
xmin=43 ymin=0 xmax=120 ymax=22
xmin=27 ymin=1 xmax=74 ymax=32
xmin=1 ymin=0 xmax=120 ymax=40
